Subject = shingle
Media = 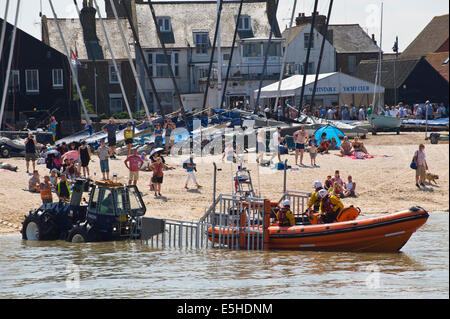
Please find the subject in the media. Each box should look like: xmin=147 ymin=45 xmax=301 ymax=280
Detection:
xmin=400 ymin=14 xmax=449 ymax=59
xmin=425 ymin=52 xmax=449 ymax=82
xmin=353 ymin=58 xmax=421 ymax=89
xmin=327 ymin=24 xmax=380 ymax=53
xmin=136 ymin=1 xmax=276 ymax=49
xmin=45 ymin=18 xmax=135 ymax=60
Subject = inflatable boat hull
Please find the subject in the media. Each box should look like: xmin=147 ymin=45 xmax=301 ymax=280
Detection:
xmin=208 ymin=208 xmax=429 ymax=252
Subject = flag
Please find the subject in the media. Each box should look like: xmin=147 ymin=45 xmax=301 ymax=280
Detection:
xmin=392 ymin=36 xmax=399 ymax=54
xmin=70 ymin=48 xmax=82 ymax=68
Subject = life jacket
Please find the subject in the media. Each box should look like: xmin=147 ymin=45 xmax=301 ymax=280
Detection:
xmin=321 ymin=194 xmax=335 ymax=214
xmin=40 ymin=182 xmax=52 ymax=200
xmin=124 ymin=129 xmax=134 ymax=139
xmin=277 ymin=207 xmax=291 ymax=226
xmin=57 ymin=181 xmax=71 ymax=198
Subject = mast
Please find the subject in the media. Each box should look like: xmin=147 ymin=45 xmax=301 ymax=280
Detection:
xmin=147 ymin=0 xmax=189 ymax=127
xmin=216 ymin=0 xmax=223 ymax=108
xmin=0 ymin=0 xmax=10 ymax=62
xmin=274 ymin=0 xmax=298 ymax=114
xmin=108 ymin=0 xmax=153 ymax=126
xmin=255 ymin=0 xmax=279 ymax=113
xmin=48 ymin=0 xmax=92 ymax=127
xmin=202 ymin=0 xmax=223 ymax=110
xmin=0 ymin=0 xmax=19 ymax=129
xmin=89 ymin=0 xmax=134 ymax=120
xmin=221 ymin=0 xmax=244 ymax=110
xmin=119 ymin=0 xmax=165 ymax=120
xmin=310 ymin=0 xmax=334 ymax=107
xmin=298 ymin=0 xmax=319 ymax=115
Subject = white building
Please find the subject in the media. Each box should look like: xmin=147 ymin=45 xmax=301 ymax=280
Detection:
xmin=256 ymin=72 xmax=385 ymax=107
xmin=134 ymin=0 xmax=282 ymax=112
xmin=281 ymin=23 xmax=336 ymax=76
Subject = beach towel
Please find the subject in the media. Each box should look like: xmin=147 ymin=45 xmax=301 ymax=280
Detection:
xmin=343 ymin=152 xmax=392 ymax=160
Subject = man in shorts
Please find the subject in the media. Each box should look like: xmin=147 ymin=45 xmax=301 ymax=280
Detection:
xmin=102 ymin=118 xmax=118 ymax=159
xmin=97 ymin=139 xmax=110 ymax=180
xmin=24 ymin=133 xmax=38 ymax=174
xmin=293 ymin=125 xmax=309 ymax=166
xmin=124 ymin=148 xmax=143 ymax=186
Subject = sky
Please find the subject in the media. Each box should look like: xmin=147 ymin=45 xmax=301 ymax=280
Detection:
xmin=1 ymin=0 xmax=449 ymax=53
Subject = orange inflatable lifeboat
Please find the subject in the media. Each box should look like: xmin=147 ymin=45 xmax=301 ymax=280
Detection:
xmin=208 ymin=206 xmax=429 ymax=252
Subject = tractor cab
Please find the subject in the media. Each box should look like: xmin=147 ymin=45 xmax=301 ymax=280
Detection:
xmin=86 ymin=181 xmax=146 ymax=239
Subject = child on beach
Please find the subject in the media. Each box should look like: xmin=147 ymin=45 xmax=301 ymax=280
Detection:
xmin=124 ymin=148 xmax=144 ymax=186
xmin=309 ymin=139 xmax=318 ymax=167
xmin=97 ymin=140 xmax=110 ymax=180
xmin=28 ymin=170 xmax=40 ymax=193
xmin=184 ymin=155 xmax=202 ymax=189
xmin=40 ymin=176 xmax=53 ymax=205
xmin=149 ymin=157 xmax=168 ymax=197
xmin=324 ymin=175 xmax=333 ymax=190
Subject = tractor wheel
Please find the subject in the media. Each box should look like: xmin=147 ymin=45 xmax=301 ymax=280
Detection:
xmin=67 ymin=225 xmax=89 ymax=243
xmin=0 ymin=146 xmax=10 ymax=158
xmin=22 ymin=215 xmax=42 ymax=240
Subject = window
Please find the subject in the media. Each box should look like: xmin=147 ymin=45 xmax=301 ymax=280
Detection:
xmin=25 ymin=69 xmax=39 ymax=93
xmin=109 ymin=64 xmax=120 ymax=84
xmin=109 ymin=94 xmax=123 ymax=114
xmin=8 ymin=70 xmax=20 ymax=92
xmin=52 ymin=69 xmax=63 ymax=88
xmin=149 ymin=52 xmax=179 ymax=77
xmin=223 ymin=53 xmax=231 ymax=61
xmin=237 ymin=16 xmax=251 ymax=31
xmin=264 ymin=42 xmax=282 ymax=57
xmin=301 ymin=62 xmax=315 ymax=75
xmin=348 ymin=55 xmax=357 ymax=73
xmin=242 ymin=43 xmax=262 ymax=58
xmin=157 ymin=17 xmax=172 ymax=32
xmin=194 ymin=32 xmax=209 ymax=55
xmin=304 ymin=33 xmax=315 ymax=49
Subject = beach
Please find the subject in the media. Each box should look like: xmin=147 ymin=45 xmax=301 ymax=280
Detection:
xmin=0 ymin=132 xmax=448 ymax=236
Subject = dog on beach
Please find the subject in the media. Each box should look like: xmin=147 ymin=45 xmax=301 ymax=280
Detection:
xmin=425 ymin=173 xmax=439 ymax=184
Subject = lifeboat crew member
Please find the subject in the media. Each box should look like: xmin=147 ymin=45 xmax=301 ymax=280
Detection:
xmin=306 ymin=181 xmax=324 ymax=212
xmin=317 ymin=189 xmax=344 ymax=224
xmin=277 ymin=200 xmax=295 ymax=226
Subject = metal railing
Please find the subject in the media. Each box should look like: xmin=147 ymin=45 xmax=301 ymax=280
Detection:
xmin=278 ymin=190 xmax=311 ymax=218
xmin=143 ymin=194 xmax=269 ymax=250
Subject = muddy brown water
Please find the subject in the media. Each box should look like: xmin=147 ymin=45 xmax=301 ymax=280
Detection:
xmin=0 ymin=212 xmax=448 ymax=299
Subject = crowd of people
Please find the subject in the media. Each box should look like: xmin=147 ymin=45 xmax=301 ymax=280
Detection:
xmin=255 ymin=99 xmax=449 ymax=122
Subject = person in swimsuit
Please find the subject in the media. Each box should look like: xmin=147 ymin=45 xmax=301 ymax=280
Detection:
xmin=164 ymin=118 xmax=176 ymax=154
xmin=352 ymin=137 xmax=368 ymax=154
xmin=78 ymin=141 xmax=91 ymax=178
xmin=293 ymin=125 xmax=309 ymax=166
xmin=154 ymin=123 xmax=164 ymax=149
xmin=340 ymin=136 xmax=353 ymax=156
xmin=343 ymin=175 xmax=356 ymax=197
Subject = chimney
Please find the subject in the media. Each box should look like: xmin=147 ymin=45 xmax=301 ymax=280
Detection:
xmin=296 ymin=11 xmax=327 ymax=34
xmin=41 ymin=15 xmax=50 ymax=45
xmin=80 ymin=0 xmax=97 ymax=42
xmin=105 ymin=0 xmax=137 ymax=32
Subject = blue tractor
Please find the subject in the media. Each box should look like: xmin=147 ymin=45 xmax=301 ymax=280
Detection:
xmin=21 ymin=179 xmax=147 ymax=242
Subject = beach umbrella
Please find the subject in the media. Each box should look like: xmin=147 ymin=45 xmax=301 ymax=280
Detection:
xmin=149 ymin=148 xmax=164 ymax=157
xmin=314 ymin=126 xmax=344 ymax=148
xmin=61 ymin=150 xmax=80 ymax=162
xmin=43 ymin=149 xmax=59 ymax=158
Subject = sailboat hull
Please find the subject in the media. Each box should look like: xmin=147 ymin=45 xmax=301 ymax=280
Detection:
xmin=369 ymin=114 xmax=402 ymax=129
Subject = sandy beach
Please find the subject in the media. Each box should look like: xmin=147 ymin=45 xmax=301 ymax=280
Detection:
xmin=0 ymin=132 xmax=448 ymax=236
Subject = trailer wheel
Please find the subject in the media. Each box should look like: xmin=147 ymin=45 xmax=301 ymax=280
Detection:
xmin=0 ymin=146 xmax=10 ymax=158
